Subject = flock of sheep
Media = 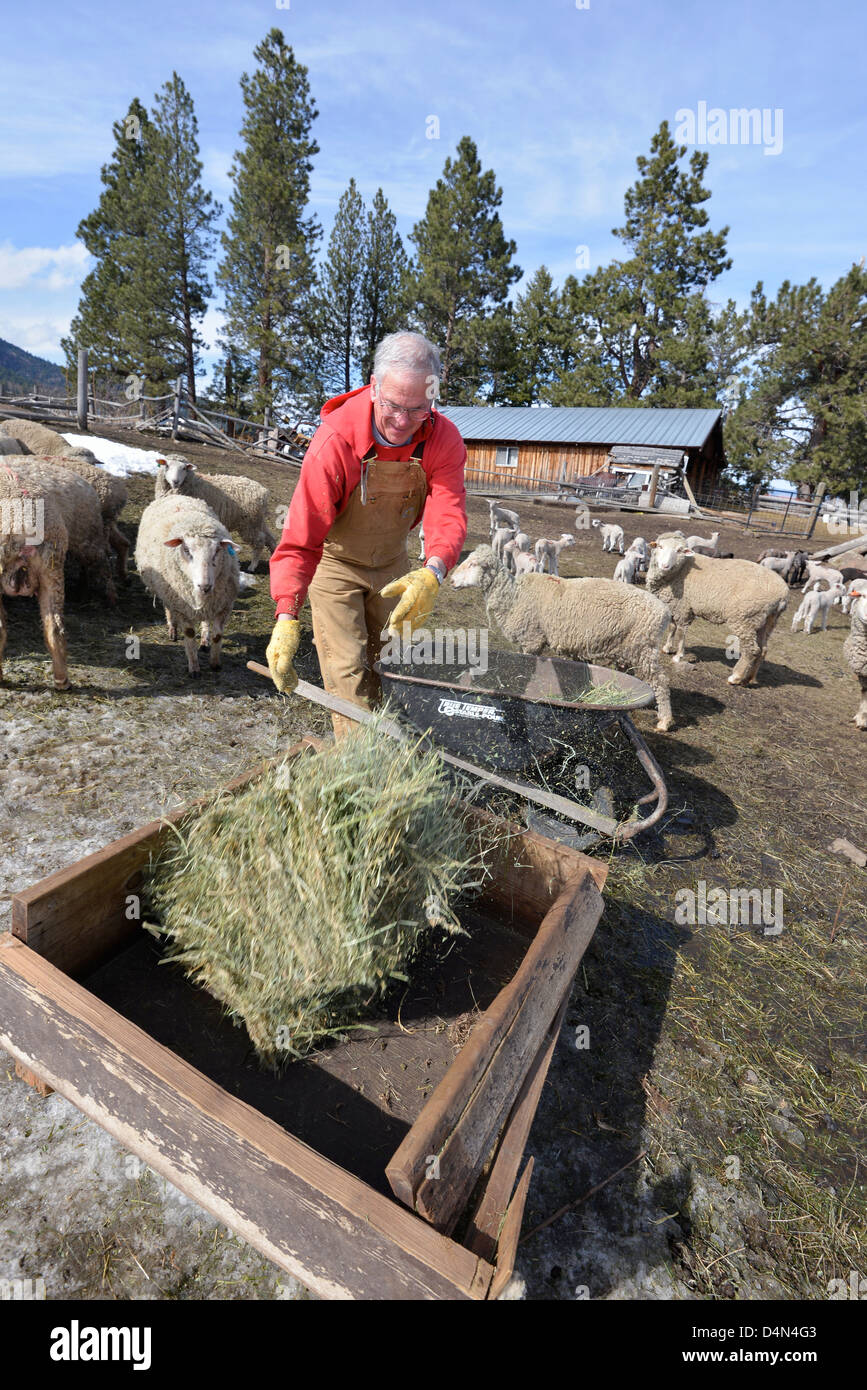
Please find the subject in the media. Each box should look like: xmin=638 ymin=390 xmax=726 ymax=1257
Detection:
xmin=0 ymin=420 xmax=865 ymax=737
xmin=0 ymin=419 xmax=274 ymax=686
xmin=449 ymin=499 xmax=867 ymax=732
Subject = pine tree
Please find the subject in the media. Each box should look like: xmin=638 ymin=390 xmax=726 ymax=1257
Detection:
xmin=358 ymin=189 xmax=409 ymax=383
xmin=135 ymin=73 xmax=221 ymax=403
xmin=548 ymin=122 xmax=731 ymax=405
xmin=509 ymin=266 xmax=565 ymax=404
xmin=407 ymin=136 xmax=522 ymax=403
xmin=316 ymin=178 xmax=366 ymax=393
xmin=216 ymin=29 xmax=321 ymax=417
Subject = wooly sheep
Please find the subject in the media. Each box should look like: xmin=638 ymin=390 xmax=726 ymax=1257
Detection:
xmin=535 ymin=534 xmax=575 ymax=576
xmin=135 ymin=495 xmax=240 ymax=676
xmin=843 ymin=594 xmax=867 ymax=728
xmin=22 ymin=454 xmax=129 ymax=581
xmin=791 ymin=582 xmax=844 ymax=634
xmin=591 ymin=520 xmax=625 ymax=553
xmin=0 ymin=459 xmax=115 ymax=603
xmin=0 ymin=433 xmax=24 ymax=456
xmin=155 ymin=455 xmax=276 ymax=571
xmin=450 ymin=544 xmax=674 ymax=731
xmin=0 ymin=472 xmax=70 ymax=689
xmin=646 ymin=532 xmax=788 ymax=685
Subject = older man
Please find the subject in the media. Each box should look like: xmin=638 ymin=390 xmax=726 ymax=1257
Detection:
xmin=266 ymin=331 xmax=467 ymax=735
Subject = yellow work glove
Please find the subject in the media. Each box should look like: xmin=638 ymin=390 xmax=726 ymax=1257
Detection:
xmin=380 ymin=567 xmax=440 ymax=637
xmin=265 ymin=618 xmax=301 ymax=693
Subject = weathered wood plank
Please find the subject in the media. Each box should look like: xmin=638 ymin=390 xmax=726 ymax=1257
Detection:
xmin=386 ymin=870 xmax=602 ymax=1219
xmin=488 ymin=1158 xmax=534 ymax=1300
xmin=465 ymin=995 xmax=569 ymax=1262
xmin=0 ymin=934 xmax=493 ymax=1301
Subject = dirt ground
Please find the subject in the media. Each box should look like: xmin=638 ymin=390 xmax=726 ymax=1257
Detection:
xmin=1 ymin=423 xmax=864 ymax=1302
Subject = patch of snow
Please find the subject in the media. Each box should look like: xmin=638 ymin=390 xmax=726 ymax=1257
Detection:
xmin=60 ymin=433 xmax=167 ymax=478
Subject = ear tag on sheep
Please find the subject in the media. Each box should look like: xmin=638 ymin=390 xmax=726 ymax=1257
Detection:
xmin=226 ymin=543 xmax=237 ymax=556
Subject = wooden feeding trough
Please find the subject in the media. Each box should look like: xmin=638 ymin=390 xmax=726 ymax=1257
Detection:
xmin=0 ymin=740 xmax=607 ymax=1300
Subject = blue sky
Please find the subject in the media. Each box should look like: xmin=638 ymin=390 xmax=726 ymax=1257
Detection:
xmin=2 ymin=0 xmax=864 ymax=388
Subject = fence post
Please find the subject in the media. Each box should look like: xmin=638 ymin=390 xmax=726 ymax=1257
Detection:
xmin=76 ymin=348 xmax=88 ymax=431
xmin=780 ymin=490 xmax=793 ymax=532
xmin=140 ymin=380 xmax=147 ymax=424
xmin=171 ymin=376 xmax=183 ymax=441
xmin=805 ymin=481 xmax=828 ymax=540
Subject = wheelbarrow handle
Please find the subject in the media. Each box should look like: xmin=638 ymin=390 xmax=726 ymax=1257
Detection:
xmin=245 ymin=662 xmax=409 ymax=742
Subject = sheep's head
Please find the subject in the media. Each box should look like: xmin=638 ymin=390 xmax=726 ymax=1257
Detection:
xmin=648 ymin=534 xmax=696 ymax=578
xmin=0 ymin=536 xmax=39 ymax=597
xmin=450 ymin=544 xmax=500 ymax=589
xmin=164 ymin=531 xmax=236 ymax=598
xmin=158 ymin=455 xmax=195 ymax=492
xmin=559 ymin=533 xmax=574 ymax=545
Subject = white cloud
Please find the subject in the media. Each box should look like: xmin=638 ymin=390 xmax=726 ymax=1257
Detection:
xmin=0 ymin=313 xmax=72 ymax=360
xmin=0 ymin=242 xmax=90 ymax=292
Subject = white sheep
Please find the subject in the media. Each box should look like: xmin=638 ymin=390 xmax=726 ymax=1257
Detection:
xmin=513 ymin=550 xmax=540 ymax=576
xmin=492 ymin=525 xmax=517 ymax=565
xmin=842 ymin=581 xmax=867 ymax=615
xmin=535 ymin=534 xmax=575 ymax=576
xmin=1 ymin=458 xmax=116 ymax=603
xmin=591 ymin=520 xmax=625 ymax=553
xmin=760 ymin=552 xmax=795 ymax=579
xmin=613 ymin=552 xmax=640 ymax=585
xmin=502 ymin=532 xmax=532 ymax=574
xmin=450 ymin=544 xmax=674 ymax=731
xmin=844 ymin=594 xmax=867 ymax=728
xmin=801 ymin=560 xmax=845 ymax=592
xmin=646 ymin=532 xmax=788 ymax=686
xmin=487 ymin=499 xmax=521 ymax=535
xmin=624 ymin=536 xmax=650 ymax=573
xmin=791 ymin=582 xmax=844 ymax=634
xmin=135 ymin=495 xmax=240 ymax=676
xmin=155 ymin=455 xmax=276 ymax=571
xmin=0 ymin=472 xmax=71 ymax=688
xmin=685 ymin=530 xmax=720 ymax=557
xmin=21 ymin=453 xmax=130 ymax=582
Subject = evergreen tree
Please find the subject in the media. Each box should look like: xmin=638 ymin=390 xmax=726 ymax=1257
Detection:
xmin=548 ymin=122 xmax=731 ymax=405
xmin=316 ymin=178 xmax=366 ymax=393
xmin=358 ymin=189 xmax=409 ymax=383
xmin=216 ymin=29 xmax=321 ymax=416
xmin=509 ymin=266 xmax=566 ymax=404
xmin=134 ymin=73 xmax=221 ymax=403
xmin=407 ymin=136 xmax=522 ymax=403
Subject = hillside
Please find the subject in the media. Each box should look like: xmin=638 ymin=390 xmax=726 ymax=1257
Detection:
xmin=0 ymin=337 xmax=67 ymax=395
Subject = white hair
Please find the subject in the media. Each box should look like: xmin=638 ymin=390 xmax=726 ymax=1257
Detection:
xmin=372 ymin=331 xmax=441 ymax=387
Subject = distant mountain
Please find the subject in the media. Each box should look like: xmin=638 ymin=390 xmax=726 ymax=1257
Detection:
xmin=0 ymin=338 xmax=67 ymax=395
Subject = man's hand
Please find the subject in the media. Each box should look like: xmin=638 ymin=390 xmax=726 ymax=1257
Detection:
xmin=266 ymin=618 xmax=301 ymax=693
xmin=380 ymin=567 xmax=440 ymax=637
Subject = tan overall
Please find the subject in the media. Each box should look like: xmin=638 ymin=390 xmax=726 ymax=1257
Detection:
xmin=308 ymin=443 xmax=427 ymax=738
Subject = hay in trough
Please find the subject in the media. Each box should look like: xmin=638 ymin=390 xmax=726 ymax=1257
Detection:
xmin=144 ymin=716 xmax=494 ymax=1062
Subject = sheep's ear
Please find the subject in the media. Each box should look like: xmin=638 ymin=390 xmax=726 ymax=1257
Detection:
xmin=222 ymin=541 xmax=236 ymax=554
xmin=187 ymin=462 xmax=198 ymax=472
xmin=649 ymin=541 xmax=657 ymax=548
xmin=164 ymin=537 xmax=184 ymax=548
xmin=157 ymin=458 xmax=167 ymax=467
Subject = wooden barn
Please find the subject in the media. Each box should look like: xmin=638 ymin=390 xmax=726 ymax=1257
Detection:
xmin=437 ymin=405 xmax=726 ymax=497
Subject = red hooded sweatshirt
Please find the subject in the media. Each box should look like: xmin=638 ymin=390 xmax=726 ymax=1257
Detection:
xmin=270 ymin=385 xmax=467 ymax=617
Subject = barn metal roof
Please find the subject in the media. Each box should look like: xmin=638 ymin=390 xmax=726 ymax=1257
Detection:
xmin=436 ymin=405 xmax=721 ymax=449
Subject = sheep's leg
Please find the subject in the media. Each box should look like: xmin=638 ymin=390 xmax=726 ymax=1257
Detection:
xmin=208 ymin=613 xmax=226 ymax=670
xmin=199 ymin=621 xmax=211 ymax=650
xmin=854 ymin=674 xmax=867 ymax=729
xmin=728 ymin=629 xmax=762 ymax=684
xmin=109 ymin=523 xmax=129 ymax=583
xmin=671 ymin=625 xmax=696 ymax=663
xmin=164 ymin=606 xmax=178 ymax=641
xmin=38 ymin=581 xmax=69 ymax=690
xmin=639 ymin=648 xmax=674 ymax=732
xmin=182 ymin=622 xmax=201 ymax=677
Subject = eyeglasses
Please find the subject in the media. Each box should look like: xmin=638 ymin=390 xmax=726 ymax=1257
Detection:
xmin=376 ymin=393 xmax=431 ymax=419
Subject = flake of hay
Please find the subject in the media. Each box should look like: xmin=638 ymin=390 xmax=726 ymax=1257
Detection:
xmin=145 ymin=716 xmax=495 ymax=1062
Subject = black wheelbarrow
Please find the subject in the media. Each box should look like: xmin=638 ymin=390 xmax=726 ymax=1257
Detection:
xmin=248 ymin=649 xmax=668 ymax=850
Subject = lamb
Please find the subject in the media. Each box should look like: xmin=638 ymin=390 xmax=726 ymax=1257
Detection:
xmin=791 ymin=582 xmax=845 ymax=634
xmin=801 ymin=560 xmax=845 ymax=592
xmin=0 ymin=472 xmax=70 ymax=689
xmin=759 ymin=552 xmax=795 ymax=578
xmin=535 ymin=534 xmax=575 ymax=576
xmin=492 ymin=525 xmax=517 ymax=565
xmin=590 ymin=520 xmax=624 ymax=553
xmin=502 ymin=532 xmax=532 ymax=573
xmin=646 ymin=532 xmax=788 ymax=685
xmin=624 ymin=536 xmax=650 ymax=573
xmin=154 ymin=455 xmax=276 ymax=571
xmin=22 ymin=454 xmax=129 ymax=581
xmin=613 ymin=551 xmax=641 ymax=585
xmin=685 ymin=530 xmax=720 ymax=557
xmin=513 ymin=550 xmax=540 ymax=576
xmin=487 ymin=499 xmax=521 ymax=535
xmin=450 ymin=544 xmax=674 ymax=731
xmin=135 ymin=495 xmax=240 ymax=676
xmin=843 ymin=593 xmax=867 ymax=729
xmin=0 ymin=459 xmax=115 ymax=603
